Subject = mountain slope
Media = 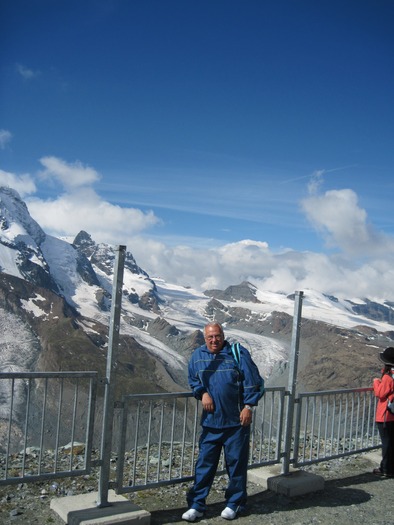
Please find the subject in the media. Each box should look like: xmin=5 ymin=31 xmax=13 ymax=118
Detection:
xmin=0 ymin=185 xmax=393 ymax=399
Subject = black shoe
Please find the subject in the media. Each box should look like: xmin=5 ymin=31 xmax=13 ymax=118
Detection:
xmin=373 ymin=468 xmax=393 ymax=478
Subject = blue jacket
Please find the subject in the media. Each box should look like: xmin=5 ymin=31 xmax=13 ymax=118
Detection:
xmin=188 ymin=341 xmax=264 ymax=428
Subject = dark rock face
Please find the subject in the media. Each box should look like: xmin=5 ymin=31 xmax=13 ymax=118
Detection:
xmin=0 ymin=188 xmax=59 ymax=294
xmin=0 ymin=230 xmax=59 ymax=295
xmin=139 ymin=290 xmax=161 ymax=313
xmin=17 ymin=247 xmax=60 ymax=293
xmin=75 ymin=251 xmax=101 ymax=287
xmin=73 ymin=230 xmax=161 ymax=312
xmin=148 ymin=317 xmax=180 ymax=339
xmin=348 ymin=298 xmax=394 ymax=324
xmin=73 ymin=231 xmax=148 ymax=279
xmin=72 ymin=230 xmax=97 ymax=258
xmin=205 ymin=281 xmax=259 ymax=303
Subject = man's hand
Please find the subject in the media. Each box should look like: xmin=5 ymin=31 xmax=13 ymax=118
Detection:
xmin=201 ymin=392 xmax=214 ymax=412
xmin=240 ymin=407 xmax=253 ymax=426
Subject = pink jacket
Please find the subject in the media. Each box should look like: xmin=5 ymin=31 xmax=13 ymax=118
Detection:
xmin=373 ymin=373 xmax=394 ymax=422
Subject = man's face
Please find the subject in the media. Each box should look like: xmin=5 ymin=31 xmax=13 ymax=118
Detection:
xmin=204 ymin=325 xmax=225 ymax=354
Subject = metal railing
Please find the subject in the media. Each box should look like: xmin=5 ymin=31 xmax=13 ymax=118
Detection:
xmin=0 ymin=372 xmax=381 ymax=493
xmin=112 ymin=385 xmax=381 ymax=494
xmin=0 ymin=371 xmax=98 ymax=485
xmin=114 ymin=387 xmax=287 ymax=494
xmin=293 ymin=387 xmax=380 ymax=467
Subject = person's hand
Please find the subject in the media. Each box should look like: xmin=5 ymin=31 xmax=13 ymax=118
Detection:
xmin=201 ymin=392 xmax=214 ymax=412
xmin=240 ymin=407 xmax=253 ymax=426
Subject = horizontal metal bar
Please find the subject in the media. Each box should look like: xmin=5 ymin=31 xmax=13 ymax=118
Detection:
xmin=298 ymin=387 xmax=373 ymax=397
xmin=0 ymin=371 xmax=98 ymax=379
xmin=0 ymin=468 xmax=91 ymax=486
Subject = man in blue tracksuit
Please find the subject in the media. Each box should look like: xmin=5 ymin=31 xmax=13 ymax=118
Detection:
xmin=182 ymin=322 xmax=264 ymax=522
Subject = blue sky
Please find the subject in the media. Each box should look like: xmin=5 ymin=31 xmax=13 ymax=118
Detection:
xmin=1 ymin=0 xmax=394 ymax=297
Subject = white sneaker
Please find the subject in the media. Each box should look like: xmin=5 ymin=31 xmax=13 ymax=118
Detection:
xmin=182 ymin=508 xmax=204 ymax=522
xmin=221 ymin=507 xmax=237 ymax=520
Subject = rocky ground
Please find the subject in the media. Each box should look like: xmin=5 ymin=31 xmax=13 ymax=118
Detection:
xmin=0 ymin=451 xmax=392 ymax=525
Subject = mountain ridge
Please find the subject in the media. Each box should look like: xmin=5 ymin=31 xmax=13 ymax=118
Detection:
xmin=0 ymin=185 xmax=393 ymax=398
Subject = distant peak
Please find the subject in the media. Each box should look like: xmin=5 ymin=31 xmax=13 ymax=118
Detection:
xmin=0 ymin=185 xmax=46 ymax=245
xmin=73 ymin=230 xmax=95 ymax=250
xmin=0 ymin=186 xmax=23 ymax=200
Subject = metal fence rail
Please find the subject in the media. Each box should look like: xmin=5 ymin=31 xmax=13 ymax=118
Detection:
xmin=293 ymin=387 xmax=380 ymax=467
xmin=113 ymin=386 xmax=381 ymax=493
xmin=0 ymin=372 xmax=382 ymax=493
xmin=0 ymin=371 xmax=98 ymax=485
xmin=115 ymin=387 xmax=287 ymax=494
xmin=115 ymin=392 xmax=199 ymax=492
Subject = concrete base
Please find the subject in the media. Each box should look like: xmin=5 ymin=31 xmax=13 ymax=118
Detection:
xmin=50 ymin=490 xmax=151 ymax=525
xmin=248 ymin=465 xmax=325 ymax=497
xmin=267 ymin=470 xmax=325 ymax=497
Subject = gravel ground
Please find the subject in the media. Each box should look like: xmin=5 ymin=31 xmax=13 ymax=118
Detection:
xmin=0 ymin=451 xmax=392 ymax=525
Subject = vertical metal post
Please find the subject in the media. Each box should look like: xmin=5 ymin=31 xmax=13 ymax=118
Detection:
xmin=97 ymin=245 xmax=126 ymax=507
xmin=281 ymin=290 xmax=304 ymax=475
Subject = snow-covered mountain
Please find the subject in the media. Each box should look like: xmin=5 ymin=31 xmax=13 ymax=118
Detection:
xmin=1 ymin=185 xmax=393 ymax=399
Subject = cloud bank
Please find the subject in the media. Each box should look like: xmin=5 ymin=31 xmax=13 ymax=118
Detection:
xmin=1 ymin=155 xmax=394 ymax=302
xmin=26 ymin=157 xmax=160 ymax=239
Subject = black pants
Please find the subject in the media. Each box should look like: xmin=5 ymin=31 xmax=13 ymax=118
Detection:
xmin=377 ymin=420 xmax=394 ymax=476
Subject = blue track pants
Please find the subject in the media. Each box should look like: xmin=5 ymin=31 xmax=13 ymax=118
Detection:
xmin=187 ymin=425 xmax=250 ymax=513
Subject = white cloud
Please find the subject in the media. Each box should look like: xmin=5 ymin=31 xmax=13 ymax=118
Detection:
xmin=130 ymin=236 xmax=394 ymax=303
xmin=130 ymin=238 xmax=273 ymax=291
xmin=307 ymin=169 xmax=325 ymax=195
xmin=0 ymin=130 xmax=12 ymax=149
xmin=0 ymin=169 xmax=36 ymax=197
xmin=39 ymin=156 xmax=101 ymax=189
xmin=2 ymin=157 xmax=394 ymax=302
xmin=20 ymin=156 xmax=160 ymax=241
xmin=27 ymin=188 xmax=159 ymax=240
xmin=15 ymin=63 xmax=40 ymax=80
xmin=128 ymin=185 xmax=394 ymax=302
xmin=301 ymin=188 xmax=394 ymax=256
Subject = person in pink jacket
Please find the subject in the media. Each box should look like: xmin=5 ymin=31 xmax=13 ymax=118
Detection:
xmin=373 ymin=346 xmax=394 ymax=477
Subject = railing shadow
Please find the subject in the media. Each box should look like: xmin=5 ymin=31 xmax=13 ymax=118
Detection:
xmin=148 ymin=468 xmax=391 ymax=524
xmin=149 ymin=474 xmax=377 ymax=525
